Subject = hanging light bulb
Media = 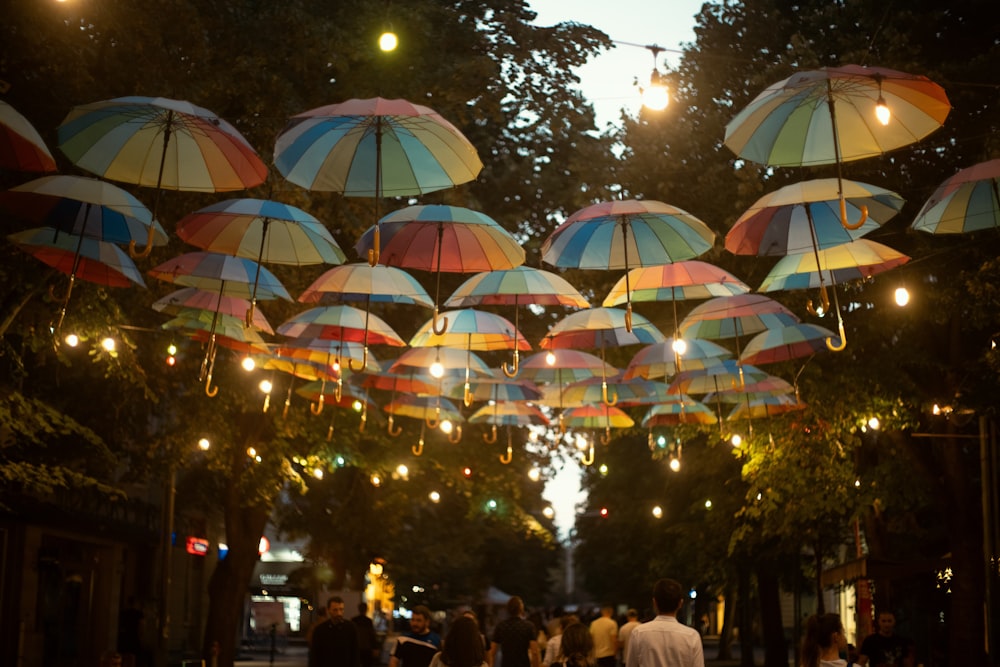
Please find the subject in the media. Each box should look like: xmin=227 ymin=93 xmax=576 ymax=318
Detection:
xmin=429 ymin=360 xmax=444 ymax=378
xmin=379 ymin=30 xmax=398 ymax=52
xmin=641 ymin=45 xmax=669 ymax=111
xmin=545 ymin=350 xmax=556 ymax=366
xmin=241 ymin=355 xmax=256 ymax=371
xmin=874 ymin=74 xmax=891 ymax=125
xmin=894 ymin=286 xmax=910 ymax=307
xmin=671 ymin=337 xmax=687 ymax=356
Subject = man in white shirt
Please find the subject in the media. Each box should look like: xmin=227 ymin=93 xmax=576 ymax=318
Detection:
xmin=626 ymin=579 xmax=703 ymax=667
xmin=617 ymin=609 xmax=640 ymax=665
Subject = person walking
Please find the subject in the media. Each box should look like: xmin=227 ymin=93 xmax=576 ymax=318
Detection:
xmin=430 ymin=615 xmax=489 ymax=667
xmin=617 ymin=609 xmax=640 ymax=666
xmin=490 ymin=596 xmax=541 ymax=667
xmin=309 ymin=596 xmax=361 ymax=667
xmin=858 ymin=611 xmax=913 ymax=667
xmin=552 ymin=623 xmax=594 ymax=667
xmin=588 ymin=606 xmax=618 ymax=667
xmin=353 ymin=603 xmax=380 ymax=667
xmin=800 ymin=613 xmax=849 ymax=667
xmin=625 ymin=579 xmax=703 ymax=667
xmin=391 ymin=605 xmax=442 ymax=667
xmin=544 ymin=615 xmax=577 ymax=667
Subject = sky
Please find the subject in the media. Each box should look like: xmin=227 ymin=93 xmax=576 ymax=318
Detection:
xmin=527 ymin=0 xmax=703 ymax=536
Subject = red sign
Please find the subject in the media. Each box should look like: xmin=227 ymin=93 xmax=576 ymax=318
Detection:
xmin=186 ymin=537 xmax=209 ymax=556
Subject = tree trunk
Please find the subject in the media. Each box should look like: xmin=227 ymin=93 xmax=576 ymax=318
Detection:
xmin=717 ymin=582 xmax=736 ymax=661
xmin=756 ymin=564 xmax=788 ymax=667
xmin=739 ymin=564 xmax=754 ymax=667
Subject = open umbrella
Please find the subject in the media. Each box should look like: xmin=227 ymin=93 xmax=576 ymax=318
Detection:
xmin=8 ymin=226 xmax=145 ymax=332
xmin=445 ymin=266 xmax=590 ymax=376
xmin=0 ymin=100 xmax=58 ymax=173
xmin=277 ymin=306 xmax=405 ymax=347
xmin=739 ymin=323 xmax=838 ymax=366
xmin=624 ymin=338 xmax=732 ymax=381
xmin=541 ymin=199 xmax=715 ymax=330
xmin=153 ymin=287 xmax=274 ymax=334
xmin=58 ymin=96 xmax=268 ymax=256
xmin=912 ymin=159 xmax=1000 ymax=234
xmin=725 ymin=65 xmax=949 ymax=229
xmin=387 ymin=346 xmax=494 ymax=381
xmin=679 ymin=294 xmax=799 ymax=341
xmin=356 ymin=204 xmax=524 ymax=333
xmin=518 ymin=349 xmax=617 ymax=385
xmin=546 ymin=374 xmax=672 ymax=409
xmin=641 ymin=398 xmax=718 ymax=427
xmin=561 ymin=404 xmax=635 ymax=449
xmin=177 ymin=198 xmax=346 ymax=324
xmin=727 ymin=393 xmax=807 ymax=421
xmin=384 ymin=394 xmax=465 ymax=454
xmin=274 ymin=97 xmax=483 ymax=265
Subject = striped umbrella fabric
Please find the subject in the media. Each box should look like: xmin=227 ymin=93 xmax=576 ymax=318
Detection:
xmin=758 ymin=239 xmax=909 ymax=292
xmin=446 ymin=266 xmax=589 ymax=309
xmin=410 ymin=308 xmax=530 ymax=352
xmin=8 ymin=226 xmax=145 ymax=288
xmin=912 ymin=159 xmax=1000 ymax=234
xmin=603 ymin=260 xmax=749 ymax=306
xmin=679 ymin=294 xmax=799 ymax=341
xmin=298 ymin=263 xmax=434 ymax=307
xmin=0 ymin=100 xmax=57 ymax=172
xmin=739 ymin=323 xmax=838 ymax=365
xmin=148 ymin=252 xmax=291 ymax=301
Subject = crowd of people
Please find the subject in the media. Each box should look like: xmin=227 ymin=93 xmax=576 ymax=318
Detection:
xmin=307 ymin=582 xmax=913 ymax=667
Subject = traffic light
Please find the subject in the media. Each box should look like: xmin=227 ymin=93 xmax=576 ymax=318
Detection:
xmin=599 ymin=507 xmax=609 ymax=518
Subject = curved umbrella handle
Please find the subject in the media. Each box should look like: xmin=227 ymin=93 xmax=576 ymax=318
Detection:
xmin=431 ymin=307 xmax=449 ymax=335
xmin=483 ymin=424 xmax=498 ymax=444
xmin=580 ymin=444 xmax=595 ymax=466
xmin=602 ymin=381 xmax=618 ymax=407
xmin=463 ymin=382 xmax=474 ymax=408
xmin=348 ymin=347 xmax=369 ymax=373
xmin=128 ymin=226 xmax=156 ymax=259
xmin=310 ymin=393 xmax=325 ymax=416
xmin=204 ymin=372 xmax=219 ymax=397
xmin=367 ymin=226 xmax=381 ymax=267
xmin=426 ymin=407 xmax=440 ymax=429
xmin=334 ymin=378 xmax=342 ymax=403
xmin=826 ymin=318 xmax=848 ymax=352
xmin=501 ymin=349 xmax=519 ymax=378
xmin=806 ymin=285 xmax=831 ymax=317
xmin=558 ymin=412 xmax=566 ymax=435
xmin=500 ymin=431 xmax=513 ymax=464
xmin=412 ymin=436 xmax=425 ymax=457
xmin=839 ymin=197 xmax=869 ymax=231
xmin=625 ymin=302 xmax=633 ymax=333
xmin=387 ymin=415 xmax=403 ymax=437
xmin=601 ymin=426 xmax=612 ymax=445
xmin=261 ymin=393 xmax=271 ymax=413
xmin=448 ymin=425 xmax=463 ymax=444
xmin=48 ymin=278 xmax=73 ymax=305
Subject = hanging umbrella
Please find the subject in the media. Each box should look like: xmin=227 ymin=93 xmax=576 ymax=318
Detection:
xmin=445 ymin=266 xmax=590 ymax=377
xmin=603 ymin=260 xmax=749 ymax=307
xmin=724 ymin=65 xmax=949 ymax=229
xmin=153 ymin=288 xmax=274 ymax=334
xmin=274 ymin=97 xmax=483 ymax=265
xmin=356 ymin=204 xmax=524 ymax=333
xmin=668 ymin=360 xmax=771 ymax=396
xmin=739 ymin=323 xmax=839 ymax=366
xmin=0 ymin=100 xmax=58 ymax=173
xmin=641 ymin=398 xmax=718 ymax=427
xmin=443 ymin=377 xmax=542 ymax=404
xmin=176 ymin=198 xmax=346 ymax=324
xmin=758 ymin=239 xmax=909 ymax=292
xmin=517 ymin=349 xmax=618 ymax=385
xmin=727 ymin=178 xmax=903 ymax=313
xmin=679 ymin=294 xmax=799 ymax=341
xmin=0 ymin=174 xmax=167 ymax=247
xmin=162 ymin=311 xmax=270 ymax=362
xmin=274 ymin=337 xmax=380 ymax=413
xmin=623 ymin=338 xmax=732 ymax=381
xmin=545 ymin=374 xmax=672 ymax=408
xmin=277 ymin=305 xmax=405 ymax=347
xmin=727 ymin=393 xmax=807 ymax=420
xmin=469 ymin=401 xmax=550 ymax=427
xmin=912 ymin=159 xmax=1000 ymax=234
xmin=541 ymin=199 xmax=715 ymax=330
xmin=387 ymin=346 xmax=494 ymax=380
xmin=362 ymin=368 xmax=441 ymax=396
xmin=384 ymin=394 xmax=464 ymax=427
xmin=561 ymin=404 xmax=635 ymax=446
xmin=58 ymin=96 xmax=268 ymax=256
xmin=8 ymin=226 xmax=145 ymax=332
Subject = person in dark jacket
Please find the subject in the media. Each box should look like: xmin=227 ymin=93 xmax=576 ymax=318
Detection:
xmin=353 ymin=602 xmax=380 ymax=667
xmin=310 ymin=596 xmax=361 ymax=667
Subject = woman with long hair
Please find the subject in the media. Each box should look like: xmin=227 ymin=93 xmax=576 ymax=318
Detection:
xmin=432 ymin=615 xmax=488 ymax=667
xmin=800 ymin=613 xmax=849 ymax=667
xmin=553 ymin=622 xmax=594 ymax=667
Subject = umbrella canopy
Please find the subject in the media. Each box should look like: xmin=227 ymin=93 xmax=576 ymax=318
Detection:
xmin=443 ymin=378 xmax=542 ymax=403
xmin=0 ymin=99 xmax=58 ymax=172
xmin=724 ymin=65 xmax=950 ymax=168
xmin=387 ymin=346 xmax=494 ymax=379
xmin=517 ymin=349 xmax=617 ymax=385
xmin=624 ymin=338 xmax=732 ymax=380
xmin=8 ymin=226 xmax=145 ymax=288
xmin=162 ymin=311 xmax=269 ymax=347
xmin=277 ymin=305 xmax=405 ymax=347
xmin=561 ymin=405 xmax=635 ymax=429
xmin=384 ymin=394 xmax=464 ymax=424
xmin=603 ymin=260 xmax=749 ymax=306
xmin=57 ymin=96 xmax=267 ymax=192
xmin=679 ymin=294 xmax=800 ymax=341
xmin=668 ymin=360 xmax=771 ymax=396
xmin=469 ymin=402 xmax=550 ymax=427
xmin=148 ymin=251 xmax=291 ymax=301
xmin=275 ymin=338 xmax=381 ymax=373
xmin=705 ymin=376 xmax=797 ymax=402
xmin=362 ymin=369 xmax=442 ymax=396
xmin=546 ymin=375 xmax=672 ymax=408
xmin=641 ymin=398 xmax=718 ymax=427
xmin=739 ymin=323 xmax=838 ymax=365
xmin=295 ymin=380 xmax=373 ymax=409
xmin=541 ymin=307 xmax=665 ymax=350
xmin=912 ymin=159 xmax=1000 ymax=234
xmin=758 ymin=239 xmax=910 ymax=292
xmin=153 ymin=287 xmax=274 ymax=334
xmin=726 ymin=178 xmax=903 ymax=256
xmin=727 ymin=393 xmax=807 ymax=420
xmin=254 ymin=354 xmax=337 ymax=382
xmin=273 ymin=97 xmax=482 ymax=196
xmin=445 ymin=266 xmax=590 ymax=309
xmin=298 ymin=263 xmax=434 ymax=307
xmin=0 ymin=175 xmax=167 ymax=247
xmin=409 ymin=308 xmax=530 ymax=352
xmin=176 ymin=198 xmax=346 ymax=266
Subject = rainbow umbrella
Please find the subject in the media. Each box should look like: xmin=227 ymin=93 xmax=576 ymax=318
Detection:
xmin=641 ymin=398 xmax=718 ymax=427
xmin=469 ymin=401 xmax=550 ymax=427
xmin=58 ymin=96 xmax=268 ymax=256
xmin=623 ymin=338 xmax=732 ymax=381
xmin=152 ymin=287 xmax=274 ymax=334
xmin=387 ymin=346 xmax=494 ymax=381
xmin=362 ymin=368 xmax=441 ymax=397
xmin=545 ymin=374 xmax=672 ymax=408
xmin=561 ymin=404 xmax=635 ymax=448
xmin=679 ymin=294 xmax=799 ymax=341
xmin=912 ymin=159 xmax=1000 ymax=234
xmin=384 ymin=394 xmax=464 ymax=430
xmin=757 ymin=239 xmax=909 ymax=292
xmin=542 ymin=199 xmax=715 ymax=330
xmin=298 ymin=262 xmax=433 ymax=307
xmin=668 ymin=360 xmax=771 ymax=396
xmin=443 ymin=377 xmax=542 ymax=404
xmin=603 ymin=260 xmax=749 ymax=306
xmin=0 ymin=100 xmax=57 ymax=172
xmin=726 ymin=393 xmax=807 ymax=420
xmin=277 ymin=305 xmax=405 ymax=347
xmin=517 ymin=349 xmax=617 ymax=385
xmin=739 ymin=323 xmax=838 ymax=366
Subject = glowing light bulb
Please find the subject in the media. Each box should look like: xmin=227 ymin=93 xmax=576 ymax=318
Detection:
xmin=671 ymin=337 xmax=687 ymax=355
xmin=167 ymin=343 xmax=177 ymax=356
xmin=198 ymin=438 xmax=210 ymax=451
xmin=313 ymin=468 xmax=324 ymax=479
xmin=894 ymin=286 xmax=910 ymax=307
xmin=875 ymin=97 xmax=891 ymax=125
xmin=64 ymin=334 xmax=80 ymax=347
xmin=528 ymin=467 xmax=541 ymax=482
xmin=429 ymin=361 xmax=444 ymax=378
xmin=371 ymin=474 xmax=382 ymax=487
xmin=429 ymin=491 xmax=441 ymax=503
xmin=241 ymin=356 xmax=256 ymax=371
xmin=642 ymin=82 xmax=669 ymax=111
xmin=730 ymin=434 xmax=742 ymax=448
xmin=259 ymin=380 xmax=272 ymax=394
xmin=396 ymin=464 xmax=408 ymax=478
xmin=652 ymin=505 xmax=663 ymax=519
xmin=101 ymin=337 xmax=116 ymax=352
xmin=247 ymin=447 xmax=257 ymax=457
xmin=704 ymin=499 xmax=713 ymax=509
xmin=542 ymin=506 xmax=554 ymax=519
xmin=669 ymin=457 xmax=681 ymax=472
xmin=352 ymin=400 xmax=363 ymax=412
xmin=379 ymin=31 xmax=398 ymax=52
xmin=868 ymin=417 xmax=880 ymax=430
xmin=545 ymin=351 xmax=556 ymax=366
xmin=440 ymin=420 xmax=453 ymax=434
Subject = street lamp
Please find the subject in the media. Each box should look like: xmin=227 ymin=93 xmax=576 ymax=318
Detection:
xmin=640 ymin=45 xmax=669 ymax=111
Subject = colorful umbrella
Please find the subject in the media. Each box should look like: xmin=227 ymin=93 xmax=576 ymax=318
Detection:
xmin=727 ymin=393 xmax=807 ymax=421
xmin=469 ymin=401 xmax=550 ymax=427
xmin=277 ymin=306 xmax=405 ymax=347
xmin=356 ymin=204 xmax=524 ymax=332
xmin=541 ymin=199 xmax=715 ymax=330
xmin=58 ymin=96 xmax=268 ymax=255
xmin=153 ymin=287 xmax=274 ymax=334
xmin=641 ymin=398 xmax=718 ymax=427
xmin=725 ymin=65 xmax=949 ymax=230
xmin=386 ymin=346 xmax=494 ymax=380
xmin=545 ymin=374 xmax=672 ymax=408
xmin=757 ymin=239 xmax=909 ymax=292
xmin=623 ymin=338 xmax=732 ymax=381
xmin=8 ymin=226 xmax=145 ymax=332
xmin=517 ymin=349 xmax=617 ymax=385
xmin=603 ymin=260 xmax=749 ymax=306
xmin=0 ymin=100 xmax=58 ymax=173
xmin=445 ymin=266 xmax=590 ymax=376
xmin=298 ymin=262 xmax=434 ymax=308
xmin=912 ymin=159 xmax=1000 ymax=234
xmin=561 ymin=405 xmax=635 ymax=446
xmin=384 ymin=394 xmax=464 ymax=426
xmin=679 ymin=294 xmax=799 ymax=341
xmin=0 ymin=174 xmax=167 ymax=247
xmin=739 ymin=323 xmax=838 ymax=366
xmin=540 ymin=307 xmax=665 ymax=350
xmin=668 ymin=360 xmax=771 ymax=396
xmin=443 ymin=377 xmax=542 ymax=404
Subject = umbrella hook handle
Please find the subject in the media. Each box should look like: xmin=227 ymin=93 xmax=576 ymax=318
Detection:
xmin=348 ymin=347 xmax=369 ymax=373
xmin=431 ymin=308 xmax=449 ymax=335
xmin=580 ymin=444 xmax=595 ymax=466
xmin=601 ymin=426 xmax=612 ymax=445
xmin=839 ymin=196 xmax=869 ymax=231
xmin=499 ymin=430 xmax=513 ymax=464
xmin=334 ymin=378 xmax=343 ymax=403
xmin=426 ymin=407 xmax=440 ymax=429
xmin=387 ymin=415 xmax=403 ymax=437
xmin=463 ymin=382 xmax=474 ymax=408
xmin=128 ymin=226 xmax=156 ymax=259
xmin=310 ymin=393 xmax=325 ymax=416
xmin=448 ymin=424 xmax=463 ymax=444
xmin=805 ymin=285 xmax=831 ymax=317
xmin=825 ymin=318 xmax=848 ymax=352
xmin=245 ymin=302 xmax=257 ymax=329
xmin=501 ymin=349 xmax=520 ymax=378
xmin=483 ymin=424 xmax=498 ymax=444
xmin=602 ymin=381 xmax=619 ymax=407
xmin=204 ymin=372 xmax=219 ymax=397
xmin=625 ymin=303 xmax=633 ymax=333
xmin=367 ymin=226 xmax=381 ymax=267
xmin=48 ymin=279 xmax=73 ymax=305
xmin=412 ymin=436 xmax=425 ymax=457
xmin=558 ymin=412 xmax=567 ymax=435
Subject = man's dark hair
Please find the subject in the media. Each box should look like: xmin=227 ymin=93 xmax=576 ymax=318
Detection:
xmin=358 ymin=603 xmax=368 ymax=614
xmin=506 ymin=595 xmax=524 ymax=617
xmin=327 ymin=595 xmax=344 ymax=607
xmin=413 ymin=605 xmax=432 ymax=621
xmin=652 ymin=579 xmax=684 ymax=615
